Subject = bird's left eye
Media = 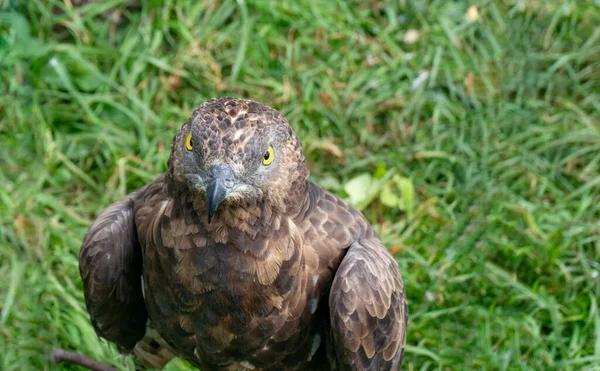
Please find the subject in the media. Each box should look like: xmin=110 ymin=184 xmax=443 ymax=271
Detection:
xmin=185 ymin=133 xmax=193 ymax=151
xmin=262 ymin=146 xmax=274 ymax=166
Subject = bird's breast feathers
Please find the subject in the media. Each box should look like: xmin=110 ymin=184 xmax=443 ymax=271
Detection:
xmin=134 ymin=184 xmax=328 ymax=367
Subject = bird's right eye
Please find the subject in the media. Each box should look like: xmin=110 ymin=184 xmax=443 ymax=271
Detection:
xmin=262 ymin=146 xmax=274 ymax=166
xmin=185 ymin=133 xmax=193 ymax=151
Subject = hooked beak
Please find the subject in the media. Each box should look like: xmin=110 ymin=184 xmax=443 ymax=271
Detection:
xmin=206 ymin=165 xmax=235 ymax=223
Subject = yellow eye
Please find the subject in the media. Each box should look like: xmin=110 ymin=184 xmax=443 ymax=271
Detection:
xmin=185 ymin=133 xmax=193 ymax=151
xmin=262 ymin=146 xmax=274 ymax=166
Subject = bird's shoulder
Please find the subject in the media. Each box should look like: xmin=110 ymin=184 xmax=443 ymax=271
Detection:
xmin=132 ymin=174 xmax=199 ymax=249
xmin=297 ymin=180 xmax=374 ymax=249
xmin=133 ymin=174 xmax=169 ymax=216
xmin=293 ymin=180 xmax=376 ymax=287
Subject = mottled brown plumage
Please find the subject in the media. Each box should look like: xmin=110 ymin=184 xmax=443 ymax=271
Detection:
xmin=79 ymin=98 xmax=408 ymax=370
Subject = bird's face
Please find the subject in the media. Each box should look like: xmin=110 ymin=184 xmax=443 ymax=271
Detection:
xmin=167 ymin=98 xmax=308 ymax=222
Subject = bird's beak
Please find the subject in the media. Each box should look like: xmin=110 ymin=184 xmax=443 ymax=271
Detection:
xmin=206 ymin=165 xmax=235 ymax=223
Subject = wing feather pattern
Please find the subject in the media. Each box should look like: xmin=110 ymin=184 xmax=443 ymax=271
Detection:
xmin=329 ymin=239 xmax=408 ymax=370
xmin=79 ymin=192 xmax=147 ymax=351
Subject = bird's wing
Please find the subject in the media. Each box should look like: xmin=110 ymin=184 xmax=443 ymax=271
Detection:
xmin=329 ymin=238 xmax=408 ymax=371
xmin=79 ymin=191 xmax=147 ymax=351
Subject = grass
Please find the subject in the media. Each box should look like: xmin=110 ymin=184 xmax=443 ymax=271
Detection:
xmin=1 ymin=0 xmax=599 ymax=369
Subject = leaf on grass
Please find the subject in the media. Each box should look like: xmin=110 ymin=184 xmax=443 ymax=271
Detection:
xmin=380 ymin=182 xmax=400 ymax=208
xmin=344 ymin=173 xmax=373 ymax=206
xmin=466 ymin=5 xmax=480 ymax=22
xmin=318 ymin=175 xmax=343 ymax=191
xmin=379 ymin=182 xmax=400 ymax=207
xmin=393 ymin=175 xmax=415 ymax=214
xmin=374 ymin=161 xmax=387 ymax=179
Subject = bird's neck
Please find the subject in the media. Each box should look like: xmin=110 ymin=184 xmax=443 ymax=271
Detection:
xmin=185 ymin=181 xmax=308 ymax=242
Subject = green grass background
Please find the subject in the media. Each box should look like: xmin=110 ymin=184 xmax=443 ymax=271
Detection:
xmin=1 ymin=0 xmax=599 ymax=370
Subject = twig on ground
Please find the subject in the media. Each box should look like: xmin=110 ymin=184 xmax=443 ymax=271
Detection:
xmin=50 ymin=348 xmax=118 ymax=371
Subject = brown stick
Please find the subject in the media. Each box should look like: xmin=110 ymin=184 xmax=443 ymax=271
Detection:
xmin=50 ymin=348 xmax=118 ymax=371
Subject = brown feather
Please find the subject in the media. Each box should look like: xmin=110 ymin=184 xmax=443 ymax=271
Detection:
xmin=79 ymin=98 xmax=407 ymax=370
xmin=79 ymin=192 xmax=148 ymax=351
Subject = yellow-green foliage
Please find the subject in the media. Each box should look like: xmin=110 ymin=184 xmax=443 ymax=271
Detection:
xmin=1 ymin=0 xmax=599 ymax=369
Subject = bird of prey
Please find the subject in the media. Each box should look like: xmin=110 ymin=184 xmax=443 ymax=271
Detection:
xmin=79 ymin=97 xmax=408 ymax=371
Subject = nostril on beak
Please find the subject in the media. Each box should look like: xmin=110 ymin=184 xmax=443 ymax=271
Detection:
xmin=208 ymin=164 xmax=235 ymax=183
xmin=222 ymin=178 xmax=234 ymax=189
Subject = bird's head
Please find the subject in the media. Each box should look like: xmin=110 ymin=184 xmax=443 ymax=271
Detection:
xmin=166 ymin=98 xmax=309 ymax=223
